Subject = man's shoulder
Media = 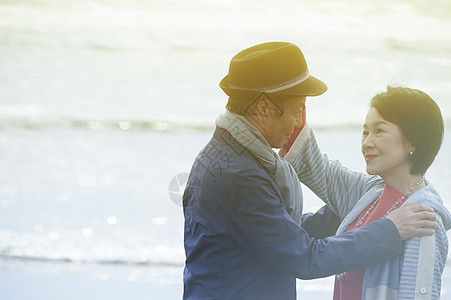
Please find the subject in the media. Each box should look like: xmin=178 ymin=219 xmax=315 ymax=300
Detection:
xmin=184 ymin=134 xmax=274 ymax=214
xmin=197 ymin=134 xmax=262 ymax=174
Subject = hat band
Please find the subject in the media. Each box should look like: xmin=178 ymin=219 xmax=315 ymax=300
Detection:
xmin=229 ymin=70 xmax=310 ymax=93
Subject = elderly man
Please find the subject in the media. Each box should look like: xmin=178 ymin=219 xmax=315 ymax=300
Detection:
xmin=182 ymin=42 xmax=437 ymax=299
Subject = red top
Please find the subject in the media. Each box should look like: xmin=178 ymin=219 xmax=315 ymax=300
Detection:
xmin=333 ymin=184 xmax=406 ymax=300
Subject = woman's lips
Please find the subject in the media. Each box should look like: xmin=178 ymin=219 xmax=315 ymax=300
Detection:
xmin=365 ymin=154 xmax=377 ymax=161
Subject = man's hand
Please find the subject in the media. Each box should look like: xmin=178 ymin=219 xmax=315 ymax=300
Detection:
xmin=386 ymin=203 xmax=437 ymax=241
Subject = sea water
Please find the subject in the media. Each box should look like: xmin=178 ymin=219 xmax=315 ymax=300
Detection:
xmin=1 ymin=0 xmax=451 ymax=299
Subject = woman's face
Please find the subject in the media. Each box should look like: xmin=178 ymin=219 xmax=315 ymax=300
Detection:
xmin=361 ymin=108 xmax=413 ymax=179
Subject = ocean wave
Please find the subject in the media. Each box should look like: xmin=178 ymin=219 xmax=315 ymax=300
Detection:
xmin=0 ymin=118 xmax=215 ymax=132
xmin=0 ymin=253 xmax=184 ymax=268
xmin=0 ymin=117 xmax=449 ymax=132
xmin=0 ymin=251 xmax=450 ymax=270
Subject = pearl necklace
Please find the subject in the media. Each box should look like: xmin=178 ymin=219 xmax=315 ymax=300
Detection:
xmin=353 ymin=176 xmax=425 ymax=229
xmin=336 ymin=176 xmax=425 ymax=281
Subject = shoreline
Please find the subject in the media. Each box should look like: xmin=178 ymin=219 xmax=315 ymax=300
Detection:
xmin=1 ymin=259 xmax=449 ymax=299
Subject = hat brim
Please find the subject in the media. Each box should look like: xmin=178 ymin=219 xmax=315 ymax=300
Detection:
xmin=220 ymin=75 xmax=327 ymax=98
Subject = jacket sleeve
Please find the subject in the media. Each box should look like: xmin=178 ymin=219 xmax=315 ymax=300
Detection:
xmin=300 ymin=205 xmax=341 ymax=239
xmin=397 ymin=213 xmax=448 ymax=299
xmin=225 ymin=171 xmax=403 ymax=279
xmin=284 ymin=123 xmax=382 ymax=220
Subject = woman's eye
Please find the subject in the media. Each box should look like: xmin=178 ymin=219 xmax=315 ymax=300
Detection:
xmin=362 ymin=130 xmax=369 ymax=137
xmin=377 ymin=128 xmax=384 ymax=134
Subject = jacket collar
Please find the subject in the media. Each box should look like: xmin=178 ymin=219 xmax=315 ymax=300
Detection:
xmin=213 ymin=126 xmax=250 ymax=155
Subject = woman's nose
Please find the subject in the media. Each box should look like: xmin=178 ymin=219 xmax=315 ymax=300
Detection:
xmin=361 ymin=134 xmax=374 ymax=149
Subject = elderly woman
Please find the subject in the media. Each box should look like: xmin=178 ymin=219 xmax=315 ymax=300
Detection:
xmin=284 ymin=86 xmax=451 ymax=299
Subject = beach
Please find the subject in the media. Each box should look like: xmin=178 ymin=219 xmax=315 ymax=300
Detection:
xmin=1 ymin=0 xmax=451 ymax=298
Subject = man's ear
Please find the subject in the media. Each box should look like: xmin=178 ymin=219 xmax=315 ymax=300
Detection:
xmin=255 ymin=99 xmax=271 ymax=117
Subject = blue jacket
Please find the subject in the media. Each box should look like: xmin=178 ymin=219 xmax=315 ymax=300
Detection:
xmin=183 ymin=127 xmax=403 ymax=300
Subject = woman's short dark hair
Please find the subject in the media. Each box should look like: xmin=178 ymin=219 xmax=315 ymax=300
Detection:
xmin=370 ymin=85 xmax=444 ymax=175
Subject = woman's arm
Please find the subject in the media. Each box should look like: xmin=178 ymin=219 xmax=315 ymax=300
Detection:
xmin=284 ymin=124 xmax=382 ymax=220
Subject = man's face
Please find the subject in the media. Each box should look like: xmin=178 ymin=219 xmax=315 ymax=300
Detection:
xmin=264 ymin=96 xmax=306 ymax=148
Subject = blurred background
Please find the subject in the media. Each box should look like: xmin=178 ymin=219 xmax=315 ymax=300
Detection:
xmin=0 ymin=0 xmax=450 ymax=299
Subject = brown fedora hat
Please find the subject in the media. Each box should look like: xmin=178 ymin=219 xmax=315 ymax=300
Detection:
xmin=220 ymin=42 xmax=327 ymax=98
